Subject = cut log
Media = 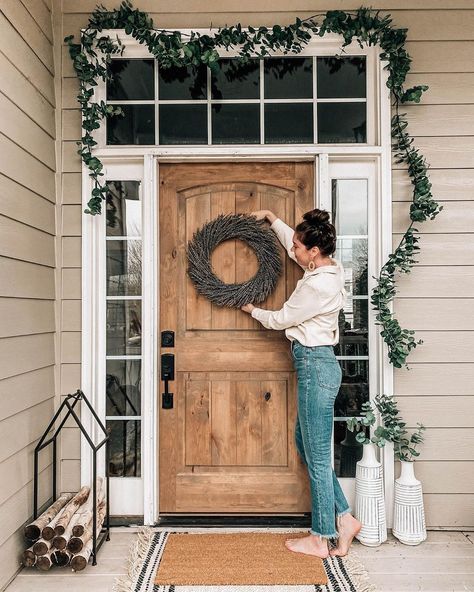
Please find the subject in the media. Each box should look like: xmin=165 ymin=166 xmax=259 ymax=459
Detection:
xmin=67 ymin=501 xmax=106 ymax=554
xmin=52 ymin=510 xmax=82 ymax=550
xmin=51 ymin=549 xmax=71 ymax=567
xmin=41 ymin=505 xmax=68 ymax=541
xmin=70 ymin=490 xmax=107 ymax=571
xmin=24 ymin=493 xmax=73 ymax=540
xmin=22 ymin=545 xmax=37 ymax=567
xmin=70 ymin=538 xmax=93 ymax=572
xmin=72 ymin=478 xmax=105 ymax=537
xmin=32 ymin=537 xmax=51 ymax=556
xmin=54 ymin=486 xmax=90 ymax=536
xmin=36 ymin=549 xmax=54 ymax=571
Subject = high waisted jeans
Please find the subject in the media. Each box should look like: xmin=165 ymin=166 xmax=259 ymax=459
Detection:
xmin=291 ymin=339 xmax=351 ymax=539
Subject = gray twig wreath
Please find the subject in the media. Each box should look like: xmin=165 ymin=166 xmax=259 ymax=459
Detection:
xmin=187 ymin=213 xmax=282 ymax=308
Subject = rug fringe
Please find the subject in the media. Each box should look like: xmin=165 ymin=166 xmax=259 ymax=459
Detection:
xmin=342 ymin=552 xmax=377 ymax=592
xmin=112 ymin=526 xmax=154 ymax=592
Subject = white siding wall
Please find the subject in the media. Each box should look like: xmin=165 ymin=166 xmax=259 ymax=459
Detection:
xmin=59 ymin=1 xmax=474 ymax=528
xmin=0 ymin=0 xmax=57 ymax=588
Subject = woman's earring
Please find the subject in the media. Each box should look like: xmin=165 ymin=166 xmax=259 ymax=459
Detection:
xmin=308 ymin=260 xmax=315 ymax=271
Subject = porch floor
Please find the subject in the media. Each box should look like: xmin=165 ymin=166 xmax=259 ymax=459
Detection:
xmin=5 ymin=528 xmax=474 ymax=592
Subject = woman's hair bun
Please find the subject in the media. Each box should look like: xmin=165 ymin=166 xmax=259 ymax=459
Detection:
xmin=302 ymin=208 xmax=330 ymax=226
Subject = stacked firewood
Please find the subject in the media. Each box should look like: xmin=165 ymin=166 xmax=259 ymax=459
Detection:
xmin=23 ymin=478 xmax=106 ymax=571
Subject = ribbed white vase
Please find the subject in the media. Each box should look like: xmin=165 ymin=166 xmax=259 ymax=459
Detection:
xmin=393 ymin=460 xmax=427 ymax=545
xmin=354 ymin=443 xmax=387 ymax=547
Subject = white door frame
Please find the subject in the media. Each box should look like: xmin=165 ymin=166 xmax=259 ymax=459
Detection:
xmin=80 ymin=39 xmax=394 ymax=526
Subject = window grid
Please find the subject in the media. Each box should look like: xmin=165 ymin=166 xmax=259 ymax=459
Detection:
xmin=106 ymin=56 xmax=367 ymax=146
xmin=105 ymin=182 xmax=143 ymax=478
xmin=331 ymin=177 xmax=370 ymax=478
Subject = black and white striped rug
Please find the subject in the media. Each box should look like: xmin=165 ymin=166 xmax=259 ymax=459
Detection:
xmin=113 ymin=529 xmax=376 ymax=592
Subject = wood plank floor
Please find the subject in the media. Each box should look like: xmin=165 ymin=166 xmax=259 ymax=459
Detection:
xmin=5 ymin=528 xmax=474 ymax=592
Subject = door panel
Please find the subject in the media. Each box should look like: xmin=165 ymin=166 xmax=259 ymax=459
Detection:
xmin=183 ymin=374 xmax=288 ymax=468
xmin=159 ymin=162 xmax=314 ymax=513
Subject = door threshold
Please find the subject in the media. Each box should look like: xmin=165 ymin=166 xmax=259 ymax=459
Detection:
xmin=156 ymin=514 xmax=311 ymax=528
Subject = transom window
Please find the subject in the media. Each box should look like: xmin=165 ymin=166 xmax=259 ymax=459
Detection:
xmin=105 ymin=56 xmax=367 ymax=146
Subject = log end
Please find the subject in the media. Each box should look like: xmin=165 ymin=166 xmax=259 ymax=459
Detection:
xmin=24 ymin=525 xmax=40 ymax=541
xmin=36 ymin=556 xmax=51 ymax=571
xmin=22 ymin=550 xmax=37 ymax=567
xmin=71 ymin=555 xmax=87 ymax=572
xmin=67 ymin=538 xmax=83 ymax=554
xmin=54 ymin=525 xmax=65 ymax=536
xmin=52 ymin=551 xmax=70 ymax=567
xmin=72 ymin=525 xmax=84 ymax=537
xmin=52 ymin=536 xmax=66 ymax=550
xmin=32 ymin=541 xmax=49 ymax=556
xmin=41 ymin=527 xmax=55 ymax=541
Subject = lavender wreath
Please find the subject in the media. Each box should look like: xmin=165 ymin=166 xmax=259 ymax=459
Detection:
xmin=186 ymin=213 xmax=282 ymax=308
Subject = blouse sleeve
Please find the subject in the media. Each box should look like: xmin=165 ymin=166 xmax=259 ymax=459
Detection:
xmin=270 ymin=218 xmax=304 ymax=269
xmin=251 ymin=278 xmax=325 ymax=330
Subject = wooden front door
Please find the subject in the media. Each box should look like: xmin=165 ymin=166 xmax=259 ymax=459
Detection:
xmin=159 ymin=162 xmax=314 ymax=514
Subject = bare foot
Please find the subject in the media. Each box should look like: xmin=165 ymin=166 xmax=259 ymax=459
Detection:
xmin=285 ymin=534 xmax=329 ymax=559
xmin=329 ymin=514 xmax=362 ymax=557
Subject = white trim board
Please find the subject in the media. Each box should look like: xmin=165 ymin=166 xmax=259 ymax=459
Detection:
xmin=79 ymin=31 xmax=394 ymax=526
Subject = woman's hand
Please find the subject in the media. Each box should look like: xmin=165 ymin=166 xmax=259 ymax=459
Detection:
xmin=251 ymin=210 xmax=277 ymax=224
xmin=241 ymin=303 xmax=255 ymax=314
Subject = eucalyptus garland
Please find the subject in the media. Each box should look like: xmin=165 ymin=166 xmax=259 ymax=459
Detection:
xmin=65 ymin=0 xmax=442 ymax=368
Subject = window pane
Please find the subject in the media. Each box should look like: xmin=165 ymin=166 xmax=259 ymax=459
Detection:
xmin=333 ymin=420 xmax=365 ymax=478
xmin=106 ymin=181 xmax=141 ymax=237
xmin=107 ymin=59 xmax=155 ymax=101
xmin=212 ymin=104 xmax=260 ymax=144
xmin=332 ymin=179 xmax=368 ymax=235
xmin=106 ymin=105 xmax=155 ymax=145
xmin=106 ymin=240 xmax=142 ymax=296
xmin=211 ymin=58 xmax=259 ymax=99
xmin=336 ymin=299 xmax=369 ymax=357
xmin=106 ymin=360 xmax=141 ymax=416
xmin=106 ymin=300 xmax=141 ymax=355
xmin=159 ymin=104 xmax=207 ymax=144
xmin=265 ymin=103 xmax=313 ymax=144
xmin=159 ymin=64 xmax=207 ymax=100
xmin=107 ymin=420 xmax=141 ymax=477
xmin=335 ymin=238 xmax=368 ymax=297
xmin=264 ymin=57 xmax=313 ymax=99
xmin=317 ymin=57 xmax=366 ymax=99
xmin=334 ymin=360 xmax=369 ymax=417
xmin=318 ymin=103 xmax=366 ymax=143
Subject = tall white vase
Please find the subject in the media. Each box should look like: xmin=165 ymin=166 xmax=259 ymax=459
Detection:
xmin=393 ymin=460 xmax=427 ymax=545
xmin=354 ymin=443 xmax=387 ymax=546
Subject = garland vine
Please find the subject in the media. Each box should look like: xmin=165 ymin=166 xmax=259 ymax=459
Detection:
xmin=65 ymin=0 xmax=442 ymax=369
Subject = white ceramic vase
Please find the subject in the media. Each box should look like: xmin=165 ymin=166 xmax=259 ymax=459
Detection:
xmin=392 ymin=460 xmax=427 ymax=545
xmin=354 ymin=442 xmax=387 ymax=546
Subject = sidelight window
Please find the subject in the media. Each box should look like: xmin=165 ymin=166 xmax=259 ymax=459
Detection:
xmin=326 ymin=163 xmax=375 ymax=480
xmin=104 ymin=180 xmax=143 ymax=479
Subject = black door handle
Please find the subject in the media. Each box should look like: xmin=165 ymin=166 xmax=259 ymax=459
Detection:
xmin=161 ymin=354 xmax=174 ymax=409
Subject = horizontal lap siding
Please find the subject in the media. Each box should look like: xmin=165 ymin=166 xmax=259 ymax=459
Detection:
xmin=60 ymin=2 xmax=474 ymax=529
xmin=390 ymin=12 xmax=474 ymax=528
xmin=0 ymin=2 xmax=56 ymax=589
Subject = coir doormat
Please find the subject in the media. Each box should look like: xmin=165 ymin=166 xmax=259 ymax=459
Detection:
xmin=155 ymin=532 xmax=327 ymax=585
xmin=113 ymin=528 xmax=376 ymax=592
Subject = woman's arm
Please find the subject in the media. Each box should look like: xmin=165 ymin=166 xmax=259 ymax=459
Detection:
xmin=251 ymin=210 xmax=302 ymax=268
xmin=252 ymin=209 xmax=278 ymax=224
xmin=246 ymin=279 xmax=324 ymax=330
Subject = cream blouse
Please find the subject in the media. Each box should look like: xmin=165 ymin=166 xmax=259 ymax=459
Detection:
xmin=251 ymin=218 xmax=347 ymax=346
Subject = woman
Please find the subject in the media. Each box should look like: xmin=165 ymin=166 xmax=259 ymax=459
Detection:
xmin=241 ymin=208 xmax=362 ymax=559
